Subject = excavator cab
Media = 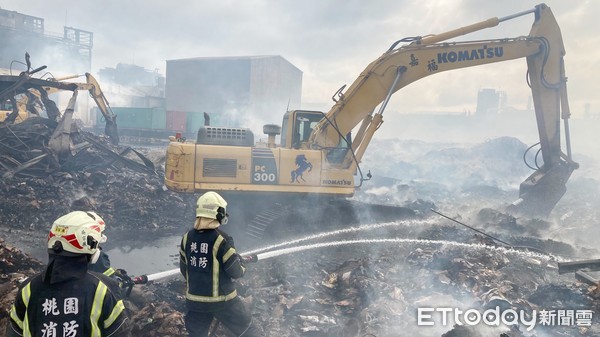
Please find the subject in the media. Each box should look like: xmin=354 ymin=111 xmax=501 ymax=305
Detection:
xmin=282 ymin=110 xmax=352 ymax=164
xmin=281 ymin=110 xmax=323 ymax=149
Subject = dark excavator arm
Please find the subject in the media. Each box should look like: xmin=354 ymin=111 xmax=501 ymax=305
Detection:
xmin=84 ymin=73 xmax=119 ymax=145
xmin=45 ymin=72 xmax=120 ymax=145
xmin=507 ymin=4 xmax=579 ymax=218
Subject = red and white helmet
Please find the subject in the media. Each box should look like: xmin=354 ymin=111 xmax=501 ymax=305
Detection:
xmin=86 ymin=211 xmax=107 ymax=243
xmin=47 ymin=211 xmax=105 ymax=255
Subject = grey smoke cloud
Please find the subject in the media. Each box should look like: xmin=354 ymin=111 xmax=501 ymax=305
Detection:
xmin=2 ymin=0 xmax=598 ymax=138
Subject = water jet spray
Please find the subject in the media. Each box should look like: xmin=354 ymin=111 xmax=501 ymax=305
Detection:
xmin=245 ymin=218 xmax=436 ymax=255
xmin=133 ymin=237 xmax=556 ymax=283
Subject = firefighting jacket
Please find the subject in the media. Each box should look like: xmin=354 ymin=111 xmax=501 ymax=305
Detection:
xmin=7 ymin=255 xmax=130 ymax=337
xmin=88 ymin=250 xmax=116 ymax=277
xmin=179 ymin=228 xmax=246 ymax=312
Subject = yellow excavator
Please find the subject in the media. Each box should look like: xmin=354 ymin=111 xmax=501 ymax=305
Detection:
xmin=46 ymin=72 xmax=120 ymax=148
xmin=164 ymin=4 xmax=578 ymax=243
xmin=0 ymin=94 xmax=28 ymax=123
xmin=0 ymin=54 xmax=119 ymax=148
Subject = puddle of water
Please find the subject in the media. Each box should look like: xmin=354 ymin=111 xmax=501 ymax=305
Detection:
xmin=104 ymin=235 xmax=181 ymax=276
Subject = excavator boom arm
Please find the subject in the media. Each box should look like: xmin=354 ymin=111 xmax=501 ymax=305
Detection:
xmin=319 ymin=37 xmax=541 ymax=150
xmin=308 ymin=3 xmax=577 ymax=217
xmin=48 ymin=73 xmax=119 ymax=145
xmin=83 ymin=73 xmax=119 ymax=145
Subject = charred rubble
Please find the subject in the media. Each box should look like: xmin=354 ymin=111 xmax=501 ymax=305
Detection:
xmin=0 ymin=117 xmax=196 ymax=240
xmin=1 ymin=230 xmax=599 ymax=337
xmin=0 ymin=89 xmax=598 ymax=336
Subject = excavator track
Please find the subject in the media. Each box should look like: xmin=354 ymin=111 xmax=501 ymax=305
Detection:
xmin=245 ymin=208 xmax=288 ymax=241
xmin=223 ymin=194 xmax=419 ymax=251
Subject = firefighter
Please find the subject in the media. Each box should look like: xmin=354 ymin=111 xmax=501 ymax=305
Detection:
xmin=6 ymin=211 xmax=131 ymax=337
xmin=180 ymin=191 xmax=260 ymax=337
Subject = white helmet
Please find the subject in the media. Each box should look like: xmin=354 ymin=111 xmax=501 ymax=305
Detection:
xmin=47 ymin=211 xmax=104 ymax=257
xmin=86 ymin=211 xmax=107 ymax=244
xmin=196 ymin=191 xmax=228 ymax=224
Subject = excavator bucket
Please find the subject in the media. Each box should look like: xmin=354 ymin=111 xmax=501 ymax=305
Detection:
xmin=507 ymin=160 xmax=578 ymax=218
xmin=104 ymin=119 xmax=119 ymax=145
xmin=48 ymin=90 xmax=78 ymax=158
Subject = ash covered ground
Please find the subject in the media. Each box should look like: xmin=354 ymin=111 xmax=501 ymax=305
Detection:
xmin=1 ymin=128 xmax=599 ymax=336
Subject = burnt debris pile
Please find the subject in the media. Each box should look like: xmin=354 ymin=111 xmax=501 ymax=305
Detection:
xmin=0 ymin=117 xmax=195 ymax=238
xmin=232 ymin=236 xmax=598 ymax=337
xmin=2 ymin=234 xmax=598 ymax=337
xmin=1 ymin=202 xmax=599 ymax=335
xmin=1 ymin=106 xmax=599 ymax=335
xmin=0 ymin=239 xmax=45 ymax=334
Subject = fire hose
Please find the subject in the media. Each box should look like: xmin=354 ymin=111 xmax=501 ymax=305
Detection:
xmin=430 ymin=208 xmax=553 ymax=256
xmin=128 ymin=253 xmax=260 ymax=286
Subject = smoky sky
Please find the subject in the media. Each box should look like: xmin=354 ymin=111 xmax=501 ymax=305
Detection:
xmin=2 ymin=0 xmax=598 ymax=138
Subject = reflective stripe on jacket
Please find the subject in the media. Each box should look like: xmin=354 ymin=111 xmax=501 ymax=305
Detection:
xmin=7 ymin=272 xmax=128 ymax=337
xmin=179 ymin=228 xmax=245 ymax=311
xmin=89 ymin=251 xmax=116 ymax=277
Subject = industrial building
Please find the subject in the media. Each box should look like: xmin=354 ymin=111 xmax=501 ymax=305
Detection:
xmin=165 ymin=55 xmax=303 ymax=136
xmin=0 ymin=8 xmax=92 ymax=75
xmin=0 ymin=8 xmax=96 ymax=124
xmin=0 ymin=8 xmax=305 ymax=142
xmin=96 ymin=56 xmax=303 ymax=141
